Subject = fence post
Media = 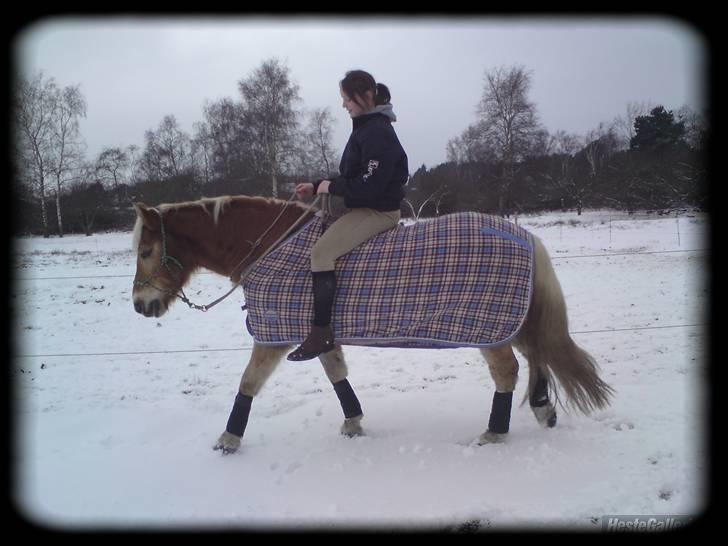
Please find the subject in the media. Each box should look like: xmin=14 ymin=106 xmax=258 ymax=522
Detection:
xmin=676 ymin=212 xmax=681 ymax=247
xmin=609 ymin=216 xmax=612 ymax=246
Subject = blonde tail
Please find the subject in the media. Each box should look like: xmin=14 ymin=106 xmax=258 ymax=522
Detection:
xmin=514 ymin=236 xmax=614 ymax=414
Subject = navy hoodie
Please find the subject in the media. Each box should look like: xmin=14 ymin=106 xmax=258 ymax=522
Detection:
xmin=324 ymin=104 xmax=409 ymax=212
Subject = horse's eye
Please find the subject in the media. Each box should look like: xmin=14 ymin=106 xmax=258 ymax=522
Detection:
xmin=140 ymin=249 xmax=152 ymax=259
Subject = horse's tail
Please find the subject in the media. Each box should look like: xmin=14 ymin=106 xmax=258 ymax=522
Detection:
xmin=513 ymin=235 xmax=614 ymax=414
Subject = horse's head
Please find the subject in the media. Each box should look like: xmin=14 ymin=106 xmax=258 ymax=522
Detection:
xmin=132 ymin=202 xmax=193 ymax=318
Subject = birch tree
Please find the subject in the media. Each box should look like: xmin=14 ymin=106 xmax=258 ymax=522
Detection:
xmin=13 ymin=72 xmax=58 ymax=237
xmin=238 ymin=58 xmax=301 ymax=197
xmin=47 ymin=84 xmax=87 ymax=236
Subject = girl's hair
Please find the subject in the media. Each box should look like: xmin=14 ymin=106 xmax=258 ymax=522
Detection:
xmin=340 ymin=69 xmax=391 ymax=108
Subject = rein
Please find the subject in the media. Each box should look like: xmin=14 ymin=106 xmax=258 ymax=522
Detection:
xmin=135 ymin=192 xmax=321 ymax=312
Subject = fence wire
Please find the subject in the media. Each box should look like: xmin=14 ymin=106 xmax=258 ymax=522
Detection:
xmin=13 ymin=248 xmax=708 ymax=282
xmin=15 ymin=323 xmax=706 ymax=359
xmin=13 ymin=246 xmax=707 ymax=360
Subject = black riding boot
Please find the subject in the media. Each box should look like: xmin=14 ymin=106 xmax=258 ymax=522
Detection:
xmin=287 ymin=270 xmax=336 ymax=361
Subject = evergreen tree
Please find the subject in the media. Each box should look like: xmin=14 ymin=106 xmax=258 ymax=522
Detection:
xmin=630 ymin=106 xmax=686 ymax=152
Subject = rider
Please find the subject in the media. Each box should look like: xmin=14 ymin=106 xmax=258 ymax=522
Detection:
xmin=287 ymin=69 xmax=409 ymax=361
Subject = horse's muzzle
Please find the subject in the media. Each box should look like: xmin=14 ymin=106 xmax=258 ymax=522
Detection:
xmin=134 ymin=298 xmax=162 ymax=318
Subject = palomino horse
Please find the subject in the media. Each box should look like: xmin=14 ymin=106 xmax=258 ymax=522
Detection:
xmin=131 ymin=195 xmax=613 ymax=454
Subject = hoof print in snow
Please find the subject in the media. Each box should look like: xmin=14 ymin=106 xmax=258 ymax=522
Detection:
xmin=613 ymin=422 xmax=635 ymax=432
xmin=658 ymin=489 xmax=673 ymax=501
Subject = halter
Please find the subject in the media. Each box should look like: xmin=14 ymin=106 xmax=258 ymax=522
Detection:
xmin=134 ymin=193 xmax=321 ymax=312
xmin=133 ymin=207 xmax=200 ymax=309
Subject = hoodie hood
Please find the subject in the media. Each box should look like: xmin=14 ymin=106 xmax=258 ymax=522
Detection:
xmin=371 ymin=103 xmax=397 ymax=122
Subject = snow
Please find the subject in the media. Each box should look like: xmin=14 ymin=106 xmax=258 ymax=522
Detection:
xmin=11 ymin=209 xmax=709 ymax=531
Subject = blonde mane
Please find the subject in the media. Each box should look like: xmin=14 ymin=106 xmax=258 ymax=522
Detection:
xmin=131 ymin=195 xmax=307 ymax=251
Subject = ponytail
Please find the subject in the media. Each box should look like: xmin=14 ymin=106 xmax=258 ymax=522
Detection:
xmin=374 ymin=82 xmax=391 ymax=105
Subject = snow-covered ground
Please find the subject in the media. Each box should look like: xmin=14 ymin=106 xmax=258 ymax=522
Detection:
xmin=11 ymin=209 xmax=710 ymax=531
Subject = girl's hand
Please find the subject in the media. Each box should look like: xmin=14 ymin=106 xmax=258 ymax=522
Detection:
xmin=316 ymin=180 xmax=331 ymax=194
xmin=295 ymin=182 xmax=314 ymax=200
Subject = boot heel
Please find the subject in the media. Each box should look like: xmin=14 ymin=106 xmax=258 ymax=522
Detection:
xmin=287 ymin=325 xmax=335 ymax=361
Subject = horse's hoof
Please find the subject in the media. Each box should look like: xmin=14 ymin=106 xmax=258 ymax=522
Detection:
xmin=532 ymin=404 xmax=557 ymax=428
xmin=340 ymin=415 xmax=364 ymax=437
xmin=477 ymin=431 xmax=507 ymax=445
xmin=213 ymin=431 xmax=241 ymax=454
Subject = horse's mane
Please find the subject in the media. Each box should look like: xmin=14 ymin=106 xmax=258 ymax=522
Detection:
xmin=132 ymin=195 xmax=307 ymax=251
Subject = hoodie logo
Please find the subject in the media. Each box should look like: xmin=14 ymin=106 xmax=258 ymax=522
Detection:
xmin=363 ymin=160 xmax=379 ymax=182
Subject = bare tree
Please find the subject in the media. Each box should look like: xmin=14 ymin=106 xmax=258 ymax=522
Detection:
xmin=95 ymin=146 xmax=129 ymax=203
xmin=676 ymin=104 xmax=708 ymax=151
xmin=69 ymin=162 xmax=104 ymax=235
xmin=125 ymin=144 xmax=142 ymax=185
xmin=307 ymin=107 xmax=337 ymax=176
xmin=238 ymin=58 xmax=302 ymax=197
xmin=582 ymin=123 xmax=619 ymax=178
xmin=200 ymin=97 xmax=248 ymax=180
xmin=546 ymin=130 xmax=588 ymax=214
xmin=139 ymin=115 xmax=193 ymax=181
xmin=611 ymin=100 xmax=655 ymax=150
xmin=294 ymin=107 xmax=337 ymax=179
xmin=13 ymin=72 xmax=59 ymax=237
xmin=191 ymin=121 xmax=213 ymax=186
xmin=446 ymin=123 xmax=498 ymax=165
xmin=47 ymin=85 xmax=87 ymax=237
xmin=477 ymin=65 xmax=545 ymax=215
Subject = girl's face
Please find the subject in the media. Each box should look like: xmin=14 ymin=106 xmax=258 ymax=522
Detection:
xmin=340 ymin=87 xmax=372 ymax=118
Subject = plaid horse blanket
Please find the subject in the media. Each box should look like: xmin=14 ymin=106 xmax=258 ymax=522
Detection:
xmin=242 ymin=211 xmax=535 ymax=349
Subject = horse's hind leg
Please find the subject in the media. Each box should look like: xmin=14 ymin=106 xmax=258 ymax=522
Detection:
xmin=528 ymin=364 xmax=557 ymax=428
xmin=318 ymin=345 xmax=364 ymax=437
xmin=478 ymin=343 xmax=519 ymax=444
xmin=213 ymin=343 xmax=290 ymax=454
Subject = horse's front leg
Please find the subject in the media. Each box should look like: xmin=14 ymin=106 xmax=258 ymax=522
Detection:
xmin=318 ymin=345 xmax=364 ymax=437
xmin=478 ymin=344 xmax=519 ymax=444
xmin=213 ymin=343 xmax=290 ymax=455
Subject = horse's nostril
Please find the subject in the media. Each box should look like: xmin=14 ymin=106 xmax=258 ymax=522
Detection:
xmin=134 ymin=301 xmax=143 ymax=314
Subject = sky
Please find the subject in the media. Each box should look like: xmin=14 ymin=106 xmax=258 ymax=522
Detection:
xmin=14 ymin=15 xmax=709 ymax=172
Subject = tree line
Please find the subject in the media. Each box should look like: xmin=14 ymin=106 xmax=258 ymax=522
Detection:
xmin=12 ymin=60 xmax=708 ymax=237
xmin=407 ymin=65 xmax=708 ymax=219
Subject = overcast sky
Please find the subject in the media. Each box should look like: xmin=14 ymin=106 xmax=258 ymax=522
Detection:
xmin=14 ymin=15 xmax=708 ymax=172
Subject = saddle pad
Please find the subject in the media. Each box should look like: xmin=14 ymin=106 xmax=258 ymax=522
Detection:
xmin=242 ymin=211 xmax=534 ymax=349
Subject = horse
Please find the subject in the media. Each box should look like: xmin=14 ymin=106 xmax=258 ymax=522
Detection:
xmin=131 ymin=194 xmax=614 ymax=454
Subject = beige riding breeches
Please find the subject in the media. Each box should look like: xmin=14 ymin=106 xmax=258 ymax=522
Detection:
xmin=311 ymin=208 xmax=400 ymax=272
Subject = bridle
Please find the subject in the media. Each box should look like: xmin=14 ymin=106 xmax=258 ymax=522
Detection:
xmin=134 ymin=193 xmax=321 ymax=312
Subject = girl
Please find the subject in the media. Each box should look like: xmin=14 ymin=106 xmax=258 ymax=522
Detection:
xmin=287 ymin=69 xmax=409 ymax=361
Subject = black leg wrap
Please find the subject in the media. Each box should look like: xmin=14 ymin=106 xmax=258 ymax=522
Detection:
xmin=333 ymin=379 xmax=362 ymax=419
xmin=225 ymin=392 xmax=253 ymax=437
xmin=530 ymin=371 xmax=550 ymax=407
xmin=487 ymin=391 xmax=513 ymax=434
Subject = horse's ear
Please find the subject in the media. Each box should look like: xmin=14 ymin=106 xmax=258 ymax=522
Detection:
xmin=133 ymin=202 xmax=160 ymax=231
